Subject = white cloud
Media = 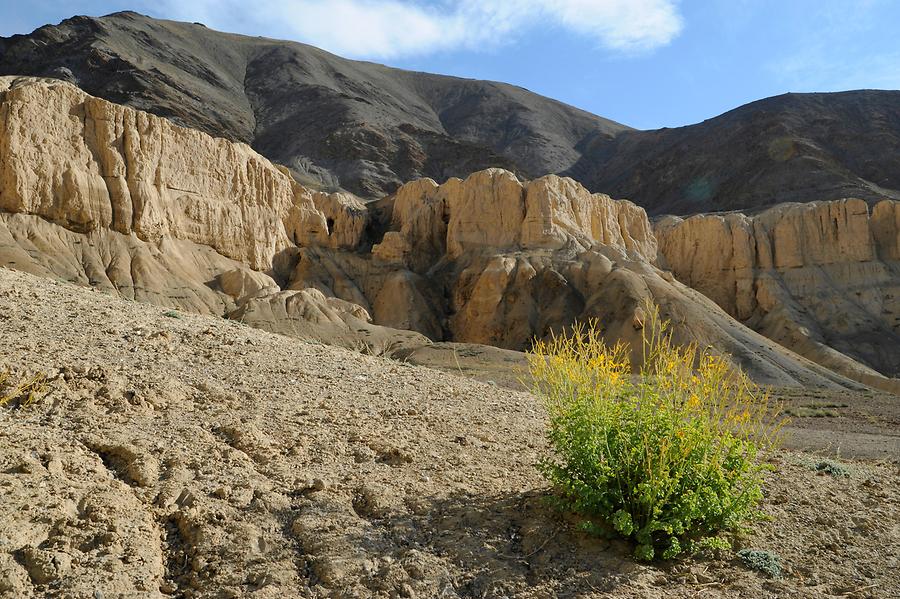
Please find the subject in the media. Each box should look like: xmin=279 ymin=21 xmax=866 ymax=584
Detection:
xmin=143 ymin=0 xmax=682 ymax=59
xmin=541 ymin=0 xmax=683 ymax=51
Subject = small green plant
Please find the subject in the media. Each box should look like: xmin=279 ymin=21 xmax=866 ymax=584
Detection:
xmin=804 ymin=401 xmax=848 ymax=409
xmin=528 ymin=300 xmax=785 ymax=560
xmin=737 ymin=548 xmax=782 ymax=578
xmin=163 ymin=310 xmax=182 ymax=319
xmin=784 ymin=401 xmax=846 ymax=418
xmin=0 ymin=370 xmax=51 ymax=408
xmin=814 ymin=459 xmax=851 ymax=477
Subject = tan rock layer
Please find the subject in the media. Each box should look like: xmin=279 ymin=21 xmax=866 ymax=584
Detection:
xmin=0 ymin=76 xmax=366 ymax=271
xmin=377 ymin=169 xmax=656 ymax=266
xmin=656 ymin=199 xmax=900 ymax=387
xmin=298 ymin=171 xmax=863 ymax=389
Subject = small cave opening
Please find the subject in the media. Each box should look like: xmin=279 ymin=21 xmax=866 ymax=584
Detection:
xmin=361 ymin=205 xmax=391 ymax=251
xmin=326 ymin=217 xmax=335 ymax=236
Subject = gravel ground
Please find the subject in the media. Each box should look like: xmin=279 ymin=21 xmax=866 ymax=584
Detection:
xmin=0 ymin=267 xmax=897 ymax=598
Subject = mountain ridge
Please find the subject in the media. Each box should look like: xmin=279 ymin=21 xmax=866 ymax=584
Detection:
xmin=4 ymin=12 xmax=900 ymax=213
xmin=0 ymin=11 xmax=626 ymax=199
xmin=568 ymin=88 xmax=900 ymax=213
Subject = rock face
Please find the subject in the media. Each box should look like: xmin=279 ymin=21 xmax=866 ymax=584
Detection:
xmin=230 ymin=287 xmax=432 ymax=355
xmin=0 ymin=76 xmax=369 ymax=271
xmin=0 ymin=76 xmax=408 ymax=353
xmin=656 ymin=199 xmax=900 ymax=390
xmin=296 ymin=170 xmax=659 ymax=350
xmin=288 ymin=169 xmax=860 ymax=389
xmin=0 ymin=11 xmax=626 ymax=200
xmin=0 ymin=76 xmax=872 ymax=390
xmin=362 ymin=169 xmax=658 ymax=349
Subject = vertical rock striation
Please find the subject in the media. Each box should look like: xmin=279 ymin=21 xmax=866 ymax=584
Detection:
xmin=656 ymin=199 xmax=900 ymax=388
xmin=0 ymin=76 xmax=367 ymax=272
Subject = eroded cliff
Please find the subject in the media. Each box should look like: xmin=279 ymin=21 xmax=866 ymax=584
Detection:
xmin=656 ymin=199 xmax=900 ymax=391
xmin=279 ymin=168 xmax=857 ymax=389
xmin=0 ymin=76 xmax=870 ymax=390
xmin=0 ymin=76 xmax=411 ymax=352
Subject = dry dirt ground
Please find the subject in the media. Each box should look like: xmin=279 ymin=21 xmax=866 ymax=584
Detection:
xmin=0 ymin=266 xmax=898 ymax=599
xmin=773 ymin=388 xmax=900 ymax=461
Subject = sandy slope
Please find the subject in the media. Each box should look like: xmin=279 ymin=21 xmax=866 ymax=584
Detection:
xmin=0 ymin=266 xmax=897 ymax=598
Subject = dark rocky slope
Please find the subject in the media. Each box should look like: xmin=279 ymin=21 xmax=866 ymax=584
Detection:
xmin=567 ymin=90 xmax=900 ymax=214
xmin=0 ymin=11 xmax=625 ymax=199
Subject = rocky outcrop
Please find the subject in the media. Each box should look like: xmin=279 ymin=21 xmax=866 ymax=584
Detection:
xmin=0 ymin=76 xmax=873 ymax=390
xmin=0 ymin=76 xmax=407 ymax=351
xmin=873 ymin=200 xmax=900 ymax=261
xmin=229 ymin=288 xmax=431 ymax=355
xmin=656 ymin=199 xmax=900 ymax=390
xmin=0 ymin=212 xmax=239 ymax=315
xmin=287 ymin=170 xmax=861 ymax=389
xmin=373 ymin=170 xmax=656 ymax=265
xmin=291 ymin=169 xmax=662 ymax=352
xmin=0 ymin=76 xmax=367 ymax=271
xmin=217 ymin=269 xmax=279 ymax=305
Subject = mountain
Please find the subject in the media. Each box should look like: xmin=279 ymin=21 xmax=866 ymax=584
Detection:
xmin=2 ymin=17 xmax=900 ymax=599
xmin=2 ymin=19 xmax=900 ymax=393
xmin=4 ymin=13 xmax=900 ymax=213
xmin=0 ymin=11 xmax=626 ymax=199
xmin=567 ymin=90 xmax=900 ymax=214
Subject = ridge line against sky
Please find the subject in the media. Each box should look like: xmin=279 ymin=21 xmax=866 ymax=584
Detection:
xmin=2 ymin=0 xmax=900 ymax=129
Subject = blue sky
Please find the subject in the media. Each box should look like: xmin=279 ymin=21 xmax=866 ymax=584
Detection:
xmin=2 ymin=0 xmax=899 ymax=129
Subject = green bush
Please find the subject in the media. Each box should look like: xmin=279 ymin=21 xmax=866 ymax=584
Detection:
xmin=737 ymin=548 xmax=782 ymax=577
xmin=814 ymin=459 xmax=851 ymax=477
xmin=528 ymin=302 xmax=784 ymax=560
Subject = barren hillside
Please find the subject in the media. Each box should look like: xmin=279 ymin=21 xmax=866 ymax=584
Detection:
xmin=0 ymin=11 xmax=625 ymax=198
xmin=570 ymin=90 xmax=900 ymax=214
xmin=1 ymin=266 xmax=898 ymax=598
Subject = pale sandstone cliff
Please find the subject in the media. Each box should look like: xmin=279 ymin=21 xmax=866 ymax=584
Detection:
xmin=289 ymin=169 xmax=859 ymax=389
xmin=0 ymin=77 xmax=868 ymax=389
xmin=0 ymin=76 xmax=367 ymax=270
xmin=0 ymin=76 xmax=400 ymax=350
xmin=656 ymin=199 xmax=900 ymax=391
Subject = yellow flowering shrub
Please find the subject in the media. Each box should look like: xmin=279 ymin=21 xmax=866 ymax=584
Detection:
xmin=529 ymin=300 xmax=785 ymax=560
